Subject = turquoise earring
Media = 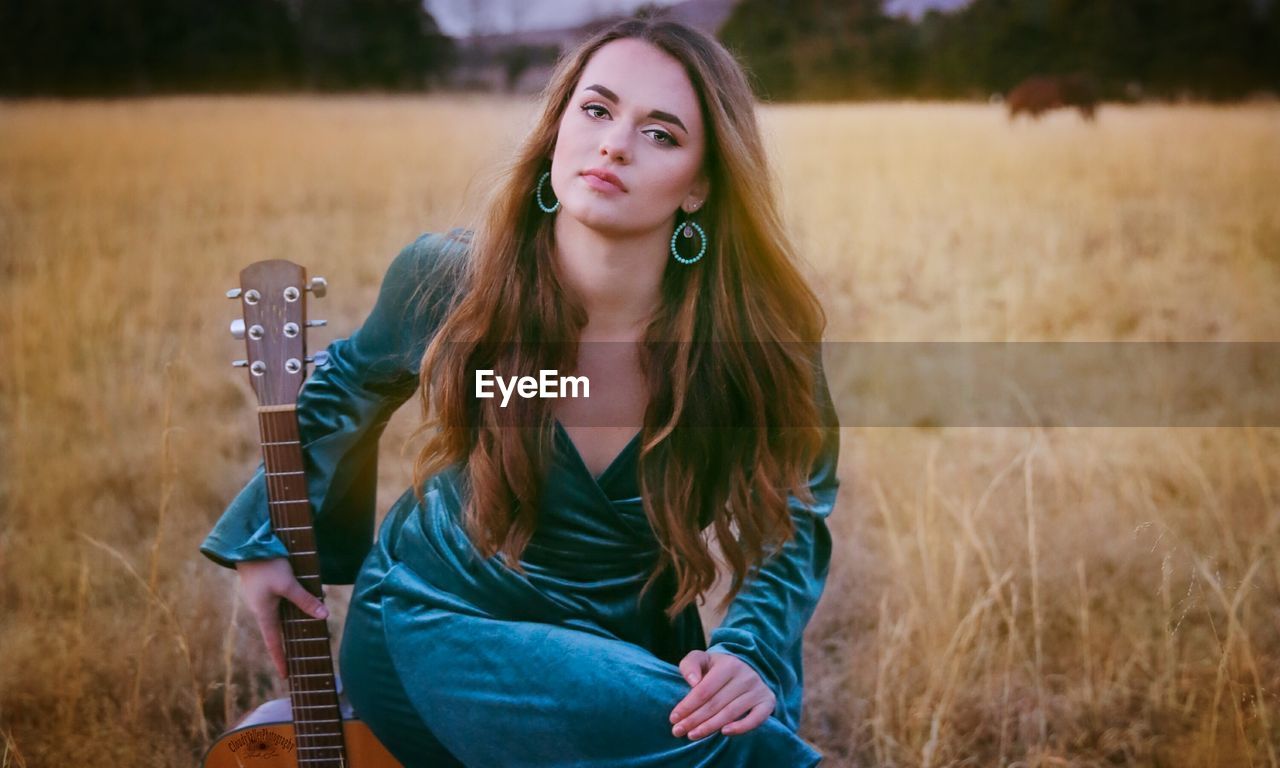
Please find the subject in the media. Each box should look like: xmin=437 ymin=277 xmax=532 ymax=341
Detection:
xmin=670 ymin=207 xmax=707 ymax=265
xmin=536 ymin=171 xmax=560 ymax=213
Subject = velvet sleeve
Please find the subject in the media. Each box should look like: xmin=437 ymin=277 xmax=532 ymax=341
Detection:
xmin=704 ymin=357 xmax=842 ymax=732
xmin=198 ymin=229 xmax=468 ymax=585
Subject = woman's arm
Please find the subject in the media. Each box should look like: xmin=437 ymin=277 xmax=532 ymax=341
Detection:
xmin=199 ymin=229 xmax=468 ymax=584
xmin=680 ymin=360 xmax=842 ymax=734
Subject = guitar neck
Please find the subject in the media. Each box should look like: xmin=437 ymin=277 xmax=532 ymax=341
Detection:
xmin=258 ymin=404 xmax=348 ymax=763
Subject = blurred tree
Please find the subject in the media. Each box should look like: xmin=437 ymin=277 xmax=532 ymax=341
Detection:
xmin=718 ymin=0 xmax=1280 ymax=101
xmin=720 ymin=0 xmax=939 ymax=100
xmin=495 ymin=43 xmax=558 ymax=92
xmin=295 ymin=0 xmax=454 ymax=89
xmin=915 ymin=0 xmax=1280 ymax=99
xmin=1 ymin=0 xmax=1276 ymax=98
xmin=0 ymin=0 xmax=456 ymax=95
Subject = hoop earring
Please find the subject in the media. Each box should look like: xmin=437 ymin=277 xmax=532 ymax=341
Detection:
xmin=670 ymin=216 xmax=707 ymax=265
xmin=536 ymin=171 xmax=560 ymax=213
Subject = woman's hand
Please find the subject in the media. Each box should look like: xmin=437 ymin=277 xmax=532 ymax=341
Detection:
xmin=668 ymin=649 xmax=776 ymax=740
xmin=236 ymin=558 xmax=330 ymax=679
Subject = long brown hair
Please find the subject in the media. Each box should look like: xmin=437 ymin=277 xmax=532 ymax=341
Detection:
xmin=410 ymin=18 xmax=828 ymax=621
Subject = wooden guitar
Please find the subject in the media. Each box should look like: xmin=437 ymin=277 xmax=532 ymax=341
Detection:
xmin=202 ymin=260 xmax=401 ymax=768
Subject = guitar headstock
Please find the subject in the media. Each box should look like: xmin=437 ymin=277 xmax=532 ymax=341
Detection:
xmin=227 ymin=260 xmax=329 ymax=407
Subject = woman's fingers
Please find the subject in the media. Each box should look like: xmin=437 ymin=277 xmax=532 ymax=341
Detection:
xmin=670 ymin=654 xmax=735 ymax=724
xmin=251 ymin=601 xmax=288 ymax=679
xmin=669 ymin=651 xmax=778 ymax=739
xmin=676 ymin=649 xmax=709 ymax=686
xmin=717 ymin=698 xmax=774 ymax=737
xmin=249 ymin=581 xmax=325 ymax=680
xmin=284 ymin=579 xmax=329 ymax=620
xmin=237 ymin=559 xmax=327 ymax=679
xmin=671 ymin=675 xmax=752 ymax=737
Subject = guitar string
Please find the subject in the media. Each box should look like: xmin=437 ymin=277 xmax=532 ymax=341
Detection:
xmin=264 ymin=410 xmax=316 ymax=730
xmin=250 ymin=333 xmax=345 ymax=756
xmin=267 ymin=408 xmax=333 ymax=754
xmin=285 ymin=384 xmax=344 ymax=754
xmin=267 ymin=404 xmax=336 ymax=750
xmin=281 ymin=413 xmax=322 ymax=708
xmin=262 ymin=412 xmax=298 ymax=702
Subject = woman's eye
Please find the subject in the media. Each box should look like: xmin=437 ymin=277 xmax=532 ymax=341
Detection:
xmin=580 ymin=104 xmax=678 ymax=147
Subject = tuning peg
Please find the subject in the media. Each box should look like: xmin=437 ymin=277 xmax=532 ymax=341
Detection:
xmin=306 ymin=351 xmax=330 ymax=367
xmin=226 ymin=288 xmax=242 ymax=299
xmin=230 ymin=318 xmax=246 ymax=340
xmin=232 ymin=359 xmax=248 ymax=367
xmin=306 ymin=276 xmax=327 ymax=298
xmin=305 ymin=319 xmax=327 ymax=328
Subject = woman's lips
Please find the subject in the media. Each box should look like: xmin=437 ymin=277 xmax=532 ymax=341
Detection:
xmin=580 ymin=172 xmax=625 ymax=193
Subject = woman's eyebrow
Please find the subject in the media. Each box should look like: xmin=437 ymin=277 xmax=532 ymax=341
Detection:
xmin=582 ymin=83 xmax=688 ymax=134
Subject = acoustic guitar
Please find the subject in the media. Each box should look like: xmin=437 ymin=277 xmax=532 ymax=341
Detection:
xmin=202 ymin=260 xmax=401 ymax=767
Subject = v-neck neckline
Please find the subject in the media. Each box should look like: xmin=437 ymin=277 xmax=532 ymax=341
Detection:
xmin=553 ymin=419 xmax=642 ymax=488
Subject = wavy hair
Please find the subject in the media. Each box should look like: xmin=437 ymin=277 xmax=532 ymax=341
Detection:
xmin=410 ymin=17 xmax=828 ymax=621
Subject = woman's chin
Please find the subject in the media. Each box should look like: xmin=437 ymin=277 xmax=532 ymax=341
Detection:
xmin=561 ymin=203 xmax=632 ymax=234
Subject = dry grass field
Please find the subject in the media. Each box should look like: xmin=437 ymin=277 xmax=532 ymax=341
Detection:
xmin=1 ymin=95 xmax=1277 ymax=767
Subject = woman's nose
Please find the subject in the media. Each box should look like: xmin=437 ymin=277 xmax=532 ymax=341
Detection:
xmin=599 ymin=125 xmax=630 ymax=163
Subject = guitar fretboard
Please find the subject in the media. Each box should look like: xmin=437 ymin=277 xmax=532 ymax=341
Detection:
xmin=259 ymin=404 xmax=348 ymax=765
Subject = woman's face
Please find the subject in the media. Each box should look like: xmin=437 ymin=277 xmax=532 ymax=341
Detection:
xmin=549 ymin=38 xmax=710 ymax=237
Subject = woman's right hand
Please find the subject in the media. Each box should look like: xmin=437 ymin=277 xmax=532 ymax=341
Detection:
xmin=236 ymin=558 xmax=330 ymax=679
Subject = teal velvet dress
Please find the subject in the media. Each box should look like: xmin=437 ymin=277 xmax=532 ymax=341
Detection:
xmin=200 ymin=230 xmax=842 ymax=767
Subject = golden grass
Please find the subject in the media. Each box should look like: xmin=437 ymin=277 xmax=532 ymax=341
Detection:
xmin=1 ymin=95 xmax=1277 ymax=766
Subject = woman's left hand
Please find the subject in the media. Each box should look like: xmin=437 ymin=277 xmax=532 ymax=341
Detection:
xmin=668 ymin=649 xmax=775 ymax=739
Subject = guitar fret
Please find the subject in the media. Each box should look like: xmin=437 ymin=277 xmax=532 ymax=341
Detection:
xmin=269 ymin=500 xmax=307 ymax=505
xmin=293 ymin=703 xmax=338 ymax=710
xmin=267 ymin=470 xmax=305 ymax=476
xmin=290 ymin=550 xmax=317 ymax=556
xmin=263 ymin=440 xmax=301 ymax=446
xmin=291 ymin=655 xmax=332 ymax=661
xmin=297 ymin=750 xmax=343 ymax=756
xmin=275 ymin=525 xmax=312 ymax=531
xmin=286 ymin=614 xmax=325 ymax=627
xmin=287 ymin=671 xmax=334 ymax=677
xmin=285 ymin=614 xmax=325 ymax=627
xmin=286 ymin=637 xmax=329 ymax=643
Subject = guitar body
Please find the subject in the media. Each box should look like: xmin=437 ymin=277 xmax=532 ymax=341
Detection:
xmin=203 ymin=707 xmax=400 ymax=767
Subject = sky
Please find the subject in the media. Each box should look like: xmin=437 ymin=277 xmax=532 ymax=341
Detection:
xmin=424 ymin=0 xmax=685 ymax=37
xmin=885 ymin=0 xmax=971 ymax=20
xmin=424 ymin=0 xmax=971 ymax=37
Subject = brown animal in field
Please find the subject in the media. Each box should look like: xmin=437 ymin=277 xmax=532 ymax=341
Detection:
xmin=1006 ymin=74 xmax=1098 ymax=121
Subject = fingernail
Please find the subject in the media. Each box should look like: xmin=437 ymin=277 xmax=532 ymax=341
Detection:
xmin=672 ymin=725 xmax=685 ymax=737
xmin=316 ymin=606 xmax=328 ymax=618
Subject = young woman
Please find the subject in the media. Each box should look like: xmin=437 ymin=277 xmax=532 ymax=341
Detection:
xmin=201 ymin=17 xmax=841 ymax=767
